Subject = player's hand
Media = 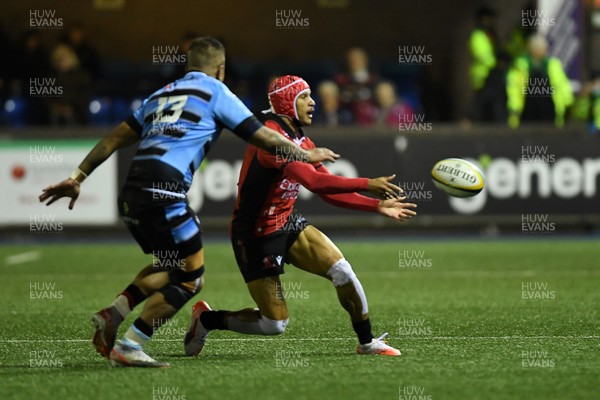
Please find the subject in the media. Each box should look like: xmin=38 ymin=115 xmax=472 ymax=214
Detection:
xmin=39 ymin=178 xmax=81 ymax=210
xmin=367 ymin=175 xmax=403 ymax=199
xmin=377 ymin=198 xmax=417 ymax=222
xmin=307 ymin=147 xmax=340 ymax=163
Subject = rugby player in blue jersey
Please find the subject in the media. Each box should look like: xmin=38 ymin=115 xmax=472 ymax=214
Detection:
xmin=38 ymin=37 xmax=339 ymax=368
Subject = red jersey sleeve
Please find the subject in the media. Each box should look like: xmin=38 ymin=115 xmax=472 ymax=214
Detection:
xmin=315 ymin=164 xmax=380 ymax=212
xmin=283 ymin=161 xmax=369 ymax=194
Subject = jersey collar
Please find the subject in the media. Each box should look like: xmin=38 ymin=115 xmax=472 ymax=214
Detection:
xmin=183 ymin=70 xmax=208 ymax=79
xmin=266 ymin=112 xmax=305 ymax=140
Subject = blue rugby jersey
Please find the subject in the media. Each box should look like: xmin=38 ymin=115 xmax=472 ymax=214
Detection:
xmin=123 ymin=71 xmax=261 ymax=201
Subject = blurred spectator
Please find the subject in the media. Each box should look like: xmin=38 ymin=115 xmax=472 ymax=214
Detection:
xmin=507 ymin=34 xmax=573 ymax=128
xmin=373 ymin=81 xmax=415 ymax=128
xmin=61 ymin=23 xmax=102 ymax=81
xmin=313 ymin=80 xmax=353 ymax=127
xmin=14 ymin=29 xmax=52 ymax=124
xmin=335 ymin=47 xmax=379 ymax=125
xmin=48 ymin=44 xmax=92 ymax=125
xmin=470 ymin=52 xmax=510 ymax=123
xmin=469 ymin=6 xmax=498 ymax=91
xmin=571 ymin=71 xmax=600 ymax=134
xmin=167 ymin=31 xmax=200 ymax=82
xmin=15 ymin=29 xmax=51 ymax=79
xmin=0 ymin=24 xmax=15 ymax=99
xmin=504 ymin=1 xmax=536 ymax=59
xmin=216 ymin=36 xmax=247 ymax=108
xmin=467 ymin=6 xmax=506 ymax=123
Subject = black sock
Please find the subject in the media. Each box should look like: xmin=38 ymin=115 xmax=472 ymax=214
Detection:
xmin=353 ymin=319 xmax=374 ymax=345
xmin=123 ymin=284 xmax=146 ymax=309
xmin=200 ymin=310 xmax=228 ymax=330
xmin=133 ymin=317 xmax=154 ymax=339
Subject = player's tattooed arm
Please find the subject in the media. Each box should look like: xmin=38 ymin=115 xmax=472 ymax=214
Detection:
xmin=39 ymin=122 xmax=140 ymax=209
xmin=78 ymin=122 xmax=140 ymax=177
xmin=249 ymin=126 xmax=340 ymax=164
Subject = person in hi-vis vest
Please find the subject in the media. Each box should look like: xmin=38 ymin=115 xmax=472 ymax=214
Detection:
xmin=507 ymin=34 xmax=573 ymax=128
xmin=469 ymin=7 xmax=497 ymax=91
xmin=571 ymin=72 xmax=600 ymax=134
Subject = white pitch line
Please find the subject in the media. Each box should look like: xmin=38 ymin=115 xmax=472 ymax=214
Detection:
xmin=0 ymin=336 xmax=598 ymax=343
xmin=3 ymin=251 xmax=41 ymax=266
xmin=396 ymin=335 xmax=600 ymax=340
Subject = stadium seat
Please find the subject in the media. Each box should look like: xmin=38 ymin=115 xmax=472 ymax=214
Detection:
xmin=2 ymin=97 xmax=27 ymax=127
xmin=88 ymin=97 xmax=112 ymax=126
xmin=111 ymin=98 xmax=131 ymax=123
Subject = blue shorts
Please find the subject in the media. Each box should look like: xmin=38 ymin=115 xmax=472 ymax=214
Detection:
xmin=117 ymin=194 xmax=203 ymax=260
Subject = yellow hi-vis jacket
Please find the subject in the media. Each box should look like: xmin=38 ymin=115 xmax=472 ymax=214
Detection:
xmin=470 ymin=29 xmax=496 ymax=90
xmin=507 ymin=56 xmax=574 ymax=128
xmin=595 ymin=96 xmax=600 ymax=132
xmin=574 ymin=94 xmax=600 ymax=132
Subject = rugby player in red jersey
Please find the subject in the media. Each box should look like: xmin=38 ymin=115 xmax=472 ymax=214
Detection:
xmin=184 ymin=75 xmax=416 ymax=356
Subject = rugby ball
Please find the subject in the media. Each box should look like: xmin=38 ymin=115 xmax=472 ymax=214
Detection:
xmin=431 ymin=158 xmax=484 ymax=198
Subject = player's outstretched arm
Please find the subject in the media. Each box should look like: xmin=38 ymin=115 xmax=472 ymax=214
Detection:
xmin=366 ymin=174 xmax=404 ymax=199
xmin=315 ymin=163 xmax=416 ymax=221
xmin=38 ymin=122 xmax=140 ymax=209
xmin=284 ymin=162 xmax=369 ymax=194
xmin=320 ymin=193 xmax=417 ymax=222
xmin=249 ymin=126 xmax=339 ymax=164
xmin=375 ymin=198 xmax=417 ymax=222
xmin=78 ymin=122 xmax=140 ymax=177
xmin=284 ymin=162 xmax=402 ymax=199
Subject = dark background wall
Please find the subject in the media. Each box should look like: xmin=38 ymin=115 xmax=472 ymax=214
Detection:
xmin=1 ymin=0 xmax=527 ymax=119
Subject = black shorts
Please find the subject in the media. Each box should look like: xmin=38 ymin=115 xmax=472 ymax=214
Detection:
xmin=231 ymin=214 xmax=309 ymax=283
xmin=117 ymin=196 xmax=203 ymax=260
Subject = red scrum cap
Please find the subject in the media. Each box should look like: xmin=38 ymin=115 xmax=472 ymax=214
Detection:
xmin=268 ymin=75 xmax=310 ymax=120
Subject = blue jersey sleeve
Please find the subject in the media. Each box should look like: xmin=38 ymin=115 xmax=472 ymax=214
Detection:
xmin=213 ymin=84 xmax=262 ymax=140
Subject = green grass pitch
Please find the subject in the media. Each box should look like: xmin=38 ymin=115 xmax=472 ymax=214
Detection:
xmin=0 ymin=239 xmax=598 ymax=400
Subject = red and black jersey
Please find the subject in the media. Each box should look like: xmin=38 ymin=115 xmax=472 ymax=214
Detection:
xmin=231 ymin=113 xmax=379 ymax=237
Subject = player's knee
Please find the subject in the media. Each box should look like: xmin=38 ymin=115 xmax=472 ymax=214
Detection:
xmin=327 ymin=258 xmax=356 ymax=287
xmin=258 ymin=315 xmax=288 ymax=335
xmin=159 ymin=265 xmax=205 ymax=310
xmin=179 ymin=274 xmax=204 ymax=293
